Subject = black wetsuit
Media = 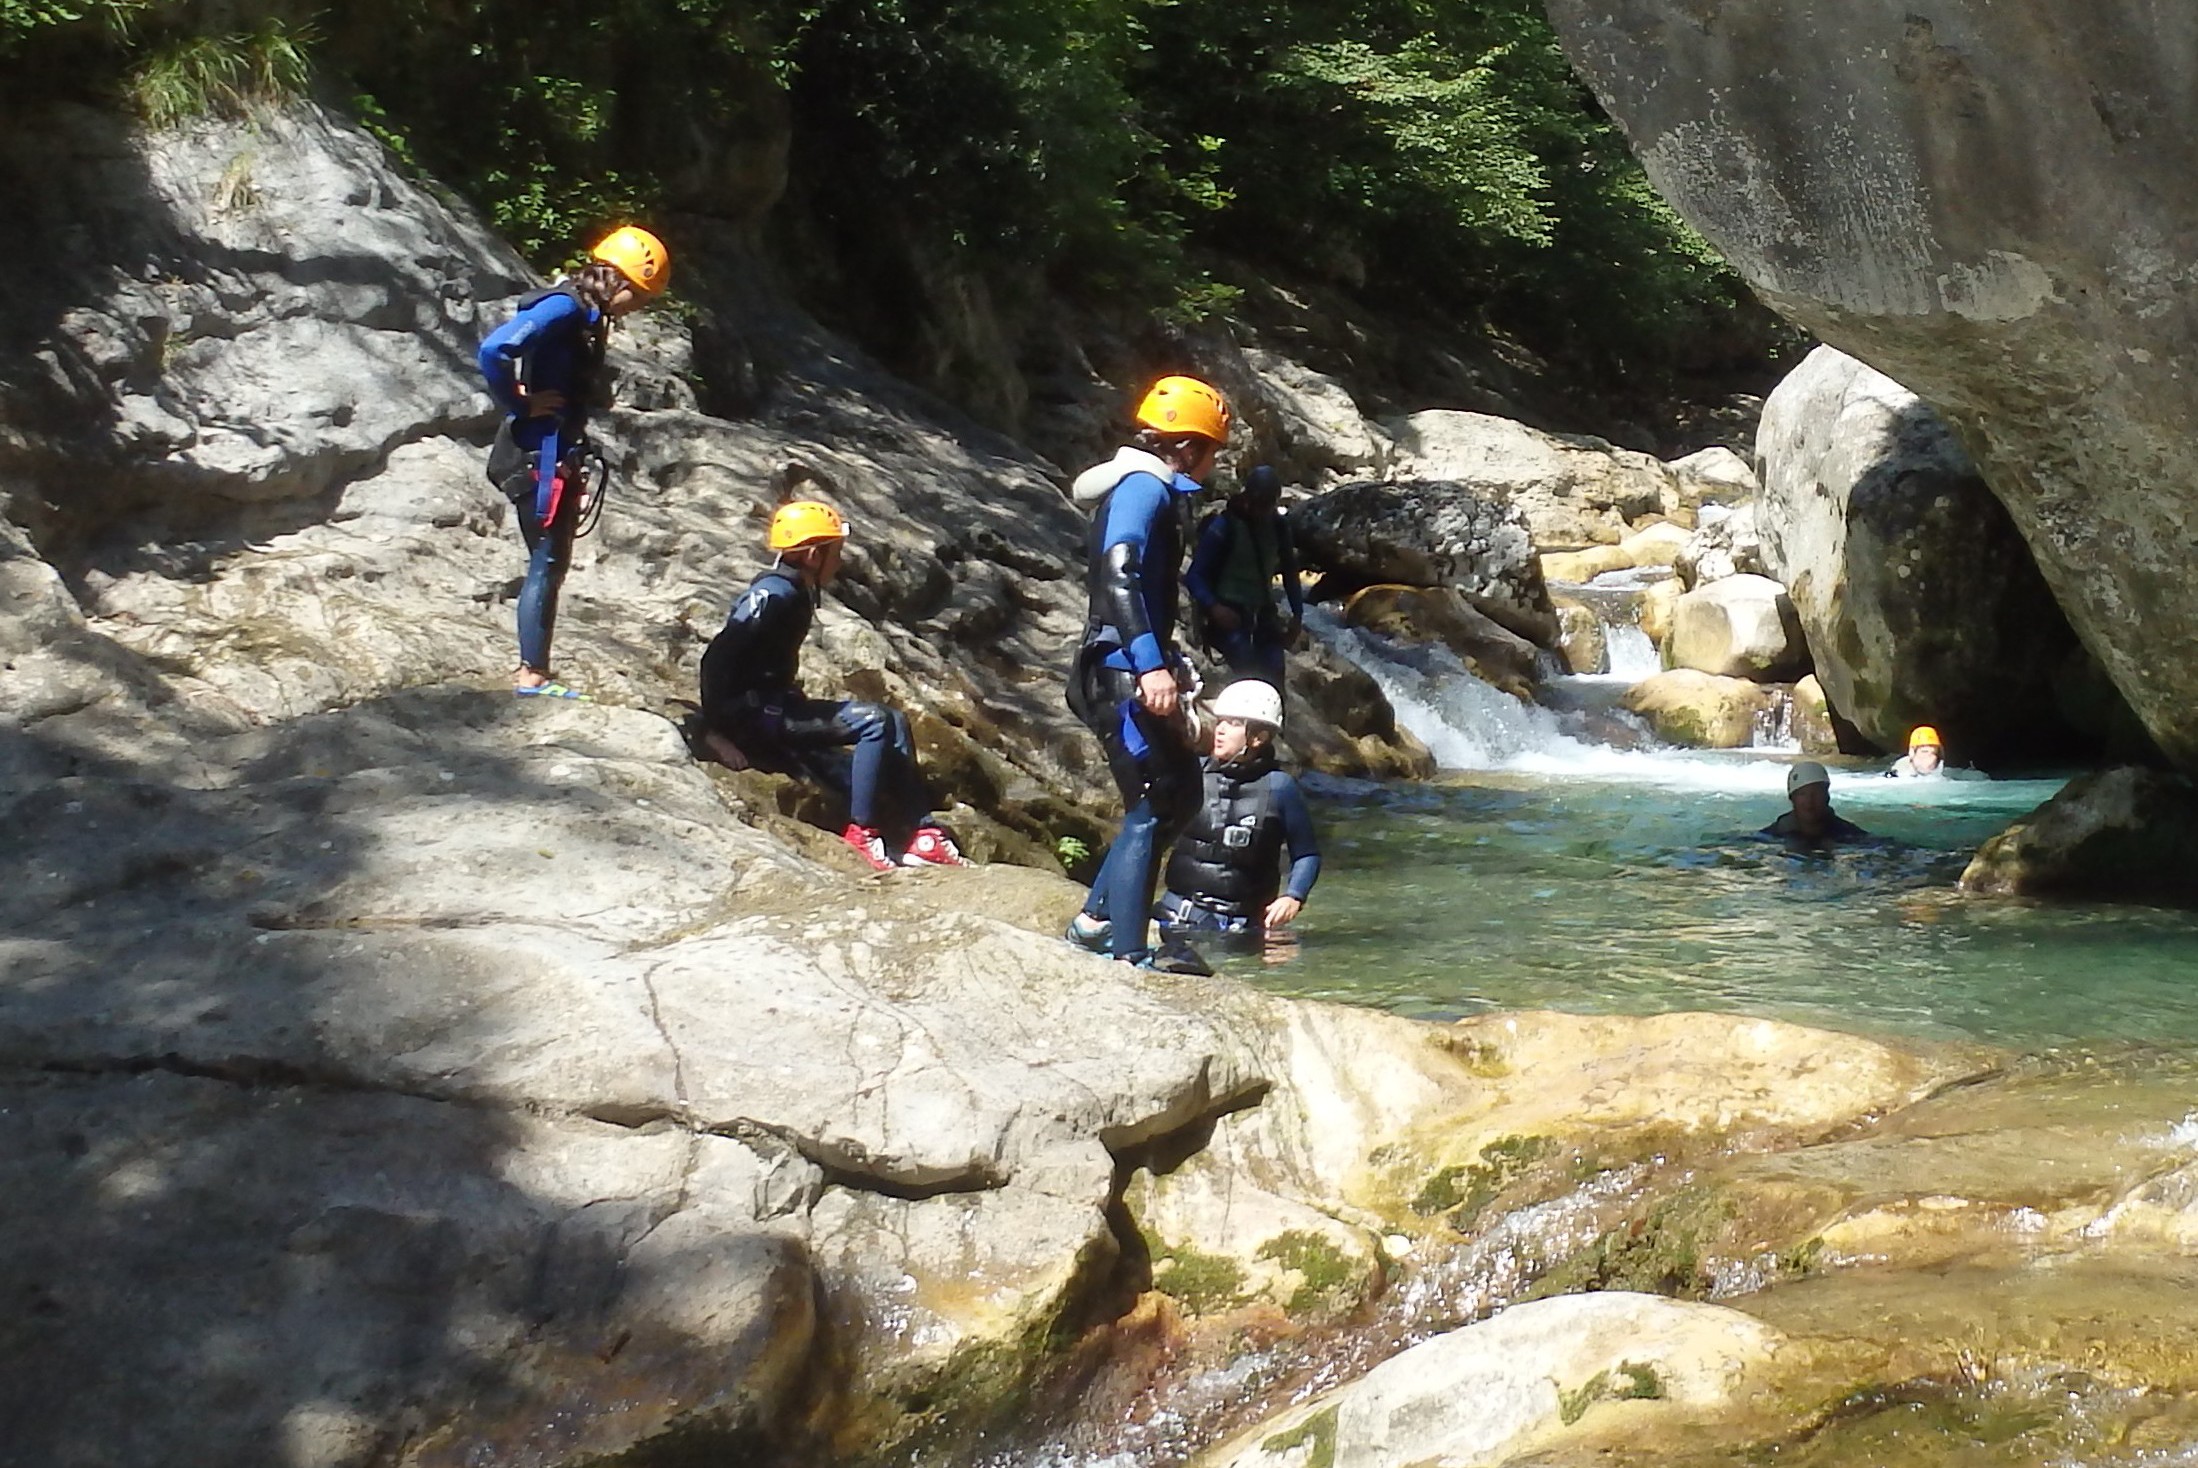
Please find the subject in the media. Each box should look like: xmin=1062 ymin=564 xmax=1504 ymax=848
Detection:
xmin=1759 ymin=811 xmax=1870 ymax=844
xmin=700 ymin=567 xmax=927 ymax=832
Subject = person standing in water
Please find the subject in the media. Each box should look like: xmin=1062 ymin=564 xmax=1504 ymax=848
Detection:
xmin=1761 ymin=761 xmax=1869 ymax=845
xmin=1185 ymin=464 xmax=1304 ymax=683
xmin=477 ymin=225 xmax=670 ymax=698
xmin=1155 ymin=679 xmax=1321 ymax=950
xmin=1063 ymin=374 xmax=1232 ymax=973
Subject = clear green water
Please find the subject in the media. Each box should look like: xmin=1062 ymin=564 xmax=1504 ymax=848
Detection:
xmin=1244 ymin=768 xmax=2198 ymax=1050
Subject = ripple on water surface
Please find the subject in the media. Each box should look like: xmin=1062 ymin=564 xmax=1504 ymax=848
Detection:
xmin=1235 ymin=770 xmax=2198 ymax=1051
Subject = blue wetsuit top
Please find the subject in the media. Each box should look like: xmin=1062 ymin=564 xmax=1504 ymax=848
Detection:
xmin=1262 ymin=767 xmax=1322 ymax=903
xmin=477 ymin=289 xmax=602 ymax=420
xmin=1088 ymin=468 xmax=1200 ymax=675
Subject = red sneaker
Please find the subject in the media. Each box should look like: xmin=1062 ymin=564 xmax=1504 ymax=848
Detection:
xmin=899 ymin=826 xmax=971 ymax=867
xmin=841 ymin=823 xmax=896 ymax=872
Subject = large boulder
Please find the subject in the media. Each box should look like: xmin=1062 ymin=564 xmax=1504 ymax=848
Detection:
xmin=1382 ymin=409 xmax=1677 ymax=547
xmin=1290 ymin=477 xmax=1548 ymax=635
xmin=1664 ymin=574 xmax=1808 ymax=682
xmin=1754 ymin=347 xmax=2112 ymax=761
xmin=1961 ymin=768 xmax=2198 ymax=903
xmin=1622 ymin=669 xmax=1779 ymax=748
xmin=1540 ymin=2 xmax=2198 ymax=767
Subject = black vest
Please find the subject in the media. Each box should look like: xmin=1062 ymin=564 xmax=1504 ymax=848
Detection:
xmin=1165 ymin=753 xmax=1286 ymax=918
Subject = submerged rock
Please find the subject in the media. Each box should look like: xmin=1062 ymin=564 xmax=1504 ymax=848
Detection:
xmin=1961 ymin=767 xmax=2198 ymax=902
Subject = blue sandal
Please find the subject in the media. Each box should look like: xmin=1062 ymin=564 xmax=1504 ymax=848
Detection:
xmin=514 ymin=680 xmax=590 ymax=701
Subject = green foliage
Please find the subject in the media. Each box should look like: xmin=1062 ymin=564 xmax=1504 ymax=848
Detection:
xmin=0 ymin=0 xmax=1773 ymax=384
xmin=1053 ymin=834 xmax=1093 ymax=869
xmin=126 ymin=18 xmax=311 ymax=128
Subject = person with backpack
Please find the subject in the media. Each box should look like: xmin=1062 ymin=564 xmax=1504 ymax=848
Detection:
xmin=695 ymin=501 xmax=970 ymax=872
xmin=1155 ymin=679 xmax=1321 ymax=949
xmin=1062 ymin=374 xmax=1231 ymax=972
xmin=477 ymin=225 xmax=670 ymax=698
xmin=1185 ymin=463 xmax=1304 ymax=683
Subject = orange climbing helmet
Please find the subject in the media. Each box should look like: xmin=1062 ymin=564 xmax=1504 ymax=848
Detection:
xmin=1908 ymin=725 xmax=1943 ymax=751
xmin=768 ymin=500 xmax=849 ymax=551
xmin=591 ymin=225 xmax=671 ymax=294
xmin=1134 ymin=375 xmax=1231 ymax=443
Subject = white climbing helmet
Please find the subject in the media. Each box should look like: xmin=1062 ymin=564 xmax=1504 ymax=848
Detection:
xmin=1211 ymin=679 xmax=1284 ymax=731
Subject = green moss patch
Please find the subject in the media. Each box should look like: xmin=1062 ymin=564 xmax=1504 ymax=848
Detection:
xmin=1557 ymin=1360 xmax=1666 ymax=1425
xmin=1261 ymin=1403 xmax=1339 ymax=1468
xmin=1255 ymin=1230 xmax=1359 ymax=1317
xmin=1152 ymin=1242 xmax=1248 ymax=1316
xmin=1411 ymin=1134 xmax=1554 ymax=1225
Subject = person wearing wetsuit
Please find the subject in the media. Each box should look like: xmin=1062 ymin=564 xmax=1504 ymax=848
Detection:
xmin=1761 ymin=761 xmax=1869 ymax=845
xmin=1156 ymin=679 xmax=1320 ymax=949
xmin=477 ymin=225 xmax=669 ymax=698
xmin=697 ymin=501 xmax=969 ymax=872
xmin=1185 ymin=464 xmax=1304 ymax=683
xmin=1063 ymin=374 xmax=1231 ymax=972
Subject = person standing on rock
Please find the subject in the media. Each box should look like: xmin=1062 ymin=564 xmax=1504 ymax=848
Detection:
xmin=696 ymin=501 xmax=970 ymax=872
xmin=477 ymin=225 xmax=670 ymax=699
xmin=1064 ymin=374 xmax=1231 ymax=973
xmin=1185 ymin=463 xmax=1304 ymax=683
xmin=1761 ymin=761 xmax=1869 ymax=846
xmin=1155 ymin=679 xmax=1321 ymax=953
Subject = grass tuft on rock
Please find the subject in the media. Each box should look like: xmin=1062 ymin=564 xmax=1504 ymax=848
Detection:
xmin=127 ymin=19 xmax=311 ymax=128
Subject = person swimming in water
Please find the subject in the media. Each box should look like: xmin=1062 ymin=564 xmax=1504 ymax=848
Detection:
xmin=1761 ymin=761 xmax=1869 ymax=846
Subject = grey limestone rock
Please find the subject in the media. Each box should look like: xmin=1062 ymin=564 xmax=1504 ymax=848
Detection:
xmin=1756 ymin=346 xmax=2115 ymax=761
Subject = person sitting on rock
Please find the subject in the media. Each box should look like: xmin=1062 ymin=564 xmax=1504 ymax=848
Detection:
xmin=1154 ymin=679 xmax=1321 ymax=952
xmin=1888 ymin=725 xmax=1945 ymax=777
xmin=1064 ymin=374 xmax=1232 ymax=973
xmin=1185 ymin=464 xmax=1305 ymax=682
xmin=696 ymin=501 xmax=969 ymax=872
xmin=477 ymin=225 xmax=670 ymax=699
xmin=1761 ymin=761 xmax=1869 ymax=845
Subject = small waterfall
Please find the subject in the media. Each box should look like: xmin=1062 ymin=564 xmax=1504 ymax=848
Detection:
xmin=1603 ymin=623 xmax=1659 ymax=680
xmin=1551 ymin=571 xmax=1666 ymax=683
xmin=1310 ymin=607 xmax=1797 ymax=789
xmin=1751 ymin=690 xmax=1800 ymax=751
